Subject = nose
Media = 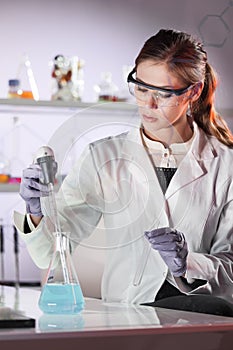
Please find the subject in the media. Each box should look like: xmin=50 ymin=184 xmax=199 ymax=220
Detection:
xmin=145 ymin=92 xmax=158 ymax=109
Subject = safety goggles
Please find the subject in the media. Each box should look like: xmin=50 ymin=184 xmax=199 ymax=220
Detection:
xmin=127 ymin=68 xmax=194 ymax=107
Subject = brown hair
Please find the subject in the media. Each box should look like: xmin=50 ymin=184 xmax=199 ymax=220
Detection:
xmin=135 ymin=29 xmax=233 ymax=147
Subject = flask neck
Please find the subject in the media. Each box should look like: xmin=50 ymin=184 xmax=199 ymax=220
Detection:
xmin=55 ymin=233 xmax=69 ymax=253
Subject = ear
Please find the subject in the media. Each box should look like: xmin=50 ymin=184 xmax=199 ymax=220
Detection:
xmin=190 ymin=82 xmax=204 ymax=102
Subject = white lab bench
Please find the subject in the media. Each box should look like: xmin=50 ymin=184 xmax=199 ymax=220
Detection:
xmin=0 ymin=285 xmax=233 ymax=350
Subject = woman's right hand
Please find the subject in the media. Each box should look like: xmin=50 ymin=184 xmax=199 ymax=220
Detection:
xmin=19 ymin=164 xmax=51 ymax=217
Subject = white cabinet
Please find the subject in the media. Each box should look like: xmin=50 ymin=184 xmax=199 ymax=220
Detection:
xmin=0 ymin=98 xmax=138 ymax=290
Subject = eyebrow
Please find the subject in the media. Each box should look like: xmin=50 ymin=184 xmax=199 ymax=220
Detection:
xmin=136 ymin=76 xmax=177 ymax=90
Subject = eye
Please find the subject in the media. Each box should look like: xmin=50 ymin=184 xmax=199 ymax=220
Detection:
xmin=137 ymin=85 xmax=148 ymax=93
xmin=158 ymin=91 xmax=173 ymax=99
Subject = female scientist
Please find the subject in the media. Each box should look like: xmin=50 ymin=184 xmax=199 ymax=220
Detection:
xmin=15 ymin=29 xmax=233 ymax=316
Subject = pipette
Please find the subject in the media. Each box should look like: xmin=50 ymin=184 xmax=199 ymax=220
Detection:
xmin=35 ymin=146 xmax=70 ymax=284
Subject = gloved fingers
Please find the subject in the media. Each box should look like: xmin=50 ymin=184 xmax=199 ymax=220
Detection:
xmin=25 ymin=178 xmax=50 ymax=193
xmin=149 ymin=242 xmax=180 ymax=251
xmin=158 ymin=244 xmax=188 ymax=257
xmin=146 ymin=234 xmax=180 ymax=246
xmin=145 ymin=228 xmax=183 ymax=244
xmin=145 ymin=227 xmax=173 ymax=238
xmin=22 ymin=164 xmax=44 ymax=181
xmin=20 ymin=186 xmax=49 ymax=200
xmin=20 ymin=178 xmax=50 ymax=198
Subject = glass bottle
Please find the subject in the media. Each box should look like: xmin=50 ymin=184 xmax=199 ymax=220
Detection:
xmin=0 ymin=152 xmax=10 ymax=183
xmin=38 ymin=232 xmax=85 ymax=314
xmin=94 ymin=72 xmax=118 ymax=102
xmin=8 ymin=79 xmax=22 ymax=99
xmin=117 ymin=65 xmax=134 ymax=102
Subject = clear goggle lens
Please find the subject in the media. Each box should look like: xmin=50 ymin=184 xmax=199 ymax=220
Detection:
xmin=128 ymin=82 xmax=180 ymax=107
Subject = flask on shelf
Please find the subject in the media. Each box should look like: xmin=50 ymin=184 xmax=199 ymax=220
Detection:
xmin=16 ymin=54 xmax=39 ymax=100
xmin=7 ymin=79 xmax=22 ymax=99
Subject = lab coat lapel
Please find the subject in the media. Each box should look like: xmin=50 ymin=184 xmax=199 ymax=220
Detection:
xmin=123 ymin=128 xmax=170 ymax=228
xmin=165 ymin=125 xmax=216 ymax=199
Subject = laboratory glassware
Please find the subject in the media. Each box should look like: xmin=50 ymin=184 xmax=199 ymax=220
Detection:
xmin=8 ymin=79 xmax=22 ymax=99
xmin=36 ymin=146 xmax=85 ymax=314
xmin=38 ymin=232 xmax=85 ymax=314
xmin=94 ymin=72 xmax=118 ymax=102
xmin=0 ymin=152 xmax=10 ymax=183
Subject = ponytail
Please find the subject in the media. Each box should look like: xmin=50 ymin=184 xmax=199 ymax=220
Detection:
xmin=192 ymin=63 xmax=233 ymax=147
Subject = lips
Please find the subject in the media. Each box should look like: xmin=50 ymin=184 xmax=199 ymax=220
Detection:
xmin=142 ymin=114 xmax=158 ymax=122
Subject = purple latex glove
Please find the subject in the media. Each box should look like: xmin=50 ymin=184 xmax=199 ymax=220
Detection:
xmin=19 ymin=164 xmax=53 ymax=216
xmin=144 ymin=227 xmax=188 ymax=277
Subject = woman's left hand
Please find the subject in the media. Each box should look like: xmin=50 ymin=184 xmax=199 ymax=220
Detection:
xmin=145 ymin=227 xmax=188 ymax=277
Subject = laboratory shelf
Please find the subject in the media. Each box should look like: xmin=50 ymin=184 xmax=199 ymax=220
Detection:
xmin=0 ymin=183 xmax=20 ymax=192
xmin=0 ymin=98 xmax=137 ymax=112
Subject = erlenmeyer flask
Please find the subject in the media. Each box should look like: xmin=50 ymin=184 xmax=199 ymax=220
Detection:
xmin=38 ymin=232 xmax=85 ymax=314
xmin=16 ymin=54 xmax=39 ymax=100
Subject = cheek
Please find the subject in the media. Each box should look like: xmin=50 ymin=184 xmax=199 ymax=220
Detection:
xmin=159 ymin=108 xmax=182 ymax=123
xmin=161 ymin=103 xmax=189 ymax=124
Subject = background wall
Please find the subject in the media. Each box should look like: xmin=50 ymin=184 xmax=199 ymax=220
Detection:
xmin=0 ymin=0 xmax=232 ymax=295
xmin=0 ymin=0 xmax=233 ymax=109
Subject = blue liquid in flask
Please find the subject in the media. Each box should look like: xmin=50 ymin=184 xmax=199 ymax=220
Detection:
xmin=39 ymin=283 xmax=85 ymax=314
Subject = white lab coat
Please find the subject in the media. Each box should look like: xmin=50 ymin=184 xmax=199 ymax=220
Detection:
xmin=14 ymin=122 xmax=233 ymax=304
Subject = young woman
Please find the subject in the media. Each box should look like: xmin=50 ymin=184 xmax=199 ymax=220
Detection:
xmin=16 ymin=29 xmax=233 ymax=316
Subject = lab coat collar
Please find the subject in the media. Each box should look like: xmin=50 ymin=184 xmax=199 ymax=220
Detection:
xmin=191 ymin=122 xmax=218 ymax=160
xmin=123 ymin=122 xmax=218 ymax=199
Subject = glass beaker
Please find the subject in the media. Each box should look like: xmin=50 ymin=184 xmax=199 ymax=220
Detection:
xmin=38 ymin=232 xmax=85 ymax=314
xmin=94 ymin=72 xmax=118 ymax=102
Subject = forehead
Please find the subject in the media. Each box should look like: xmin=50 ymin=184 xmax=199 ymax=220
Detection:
xmin=136 ymin=60 xmax=182 ymax=88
